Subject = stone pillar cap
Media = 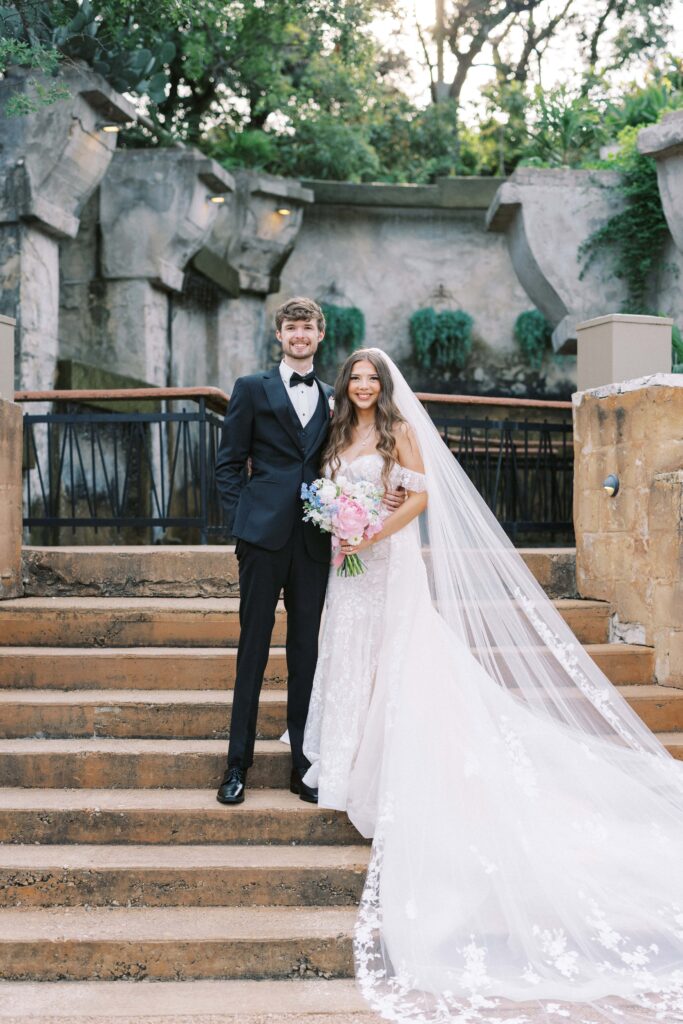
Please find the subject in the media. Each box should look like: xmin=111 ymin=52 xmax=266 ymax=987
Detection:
xmin=577 ymin=313 xmax=674 ymax=331
xmin=573 ymin=373 xmax=683 ymax=403
xmin=638 ymin=110 xmax=683 ymax=158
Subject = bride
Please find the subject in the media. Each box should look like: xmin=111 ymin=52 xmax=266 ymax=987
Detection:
xmin=302 ymin=348 xmax=683 ymax=1023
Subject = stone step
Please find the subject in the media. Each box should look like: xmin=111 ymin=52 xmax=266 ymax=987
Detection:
xmin=0 ymin=844 xmax=369 ymax=908
xmin=1 ymin=730 xmax=681 ymax=793
xmin=0 ymin=598 xmax=261 ymax=648
xmin=0 ymin=978 xmax=379 ymax=1023
xmin=0 ymin=647 xmax=286 ymax=690
xmin=3 ymin=680 xmax=680 ymax=741
xmin=0 ymin=689 xmax=285 ymax=740
xmin=0 ymin=596 xmax=610 ymax=647
xmin=0 ymin=788 xmax=364 ymax=845
xmin=0 ymin=640 xmax=653 ymax=690
xmin=22 ymin=544 xmax=577 ymax=599
xmin=0 ymin=738 xmax=289 ymax=789
xmin=0 ymin=905 xmax=356 ymax=981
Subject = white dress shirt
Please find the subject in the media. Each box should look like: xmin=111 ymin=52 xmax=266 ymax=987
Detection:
xmin=280 ymin=360 xmax=320 ymax=428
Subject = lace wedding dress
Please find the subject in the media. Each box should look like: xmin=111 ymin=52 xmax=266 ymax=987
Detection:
xmin=300 ymin=356 xmax=683 ymax=1023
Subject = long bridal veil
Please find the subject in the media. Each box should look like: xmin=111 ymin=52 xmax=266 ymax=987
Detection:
xmin=353 ymin=350 xmax=683 ymax=1022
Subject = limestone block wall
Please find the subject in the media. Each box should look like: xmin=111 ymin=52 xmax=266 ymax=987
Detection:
xmin=0 ymin=398 xmax=23 ymax=599
xmin=274 ymin=179 xmax=576 ymax=397
xmin=573 ymin=376 xmax=683 ymax=685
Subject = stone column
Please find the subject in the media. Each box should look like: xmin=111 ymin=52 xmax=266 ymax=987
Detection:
xmin=199 ymin=172 xmax=313 ymax=388
xmin=0 ymin=396 xmax=23 ymax=599
xmin=573 ymin=375 xmax=683 ymax=685
xmin=576 ymin=314 xmax=673 ymax=390
xmin=99 ymin=148 xmax=235 ymax=385
xmin=0 ymin=316 xmax=16 ymax=401
xmin=0 ymin=65 xmax=135 ymax=389
xmin=486 ymin=168 xmax=628 ymax=353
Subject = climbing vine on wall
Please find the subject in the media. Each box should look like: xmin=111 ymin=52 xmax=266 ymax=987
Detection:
xmin=514 ymin=310 xmax=553 ymax=369
xmin=410 ymin=308 xmax=474 ymax=371
xmin=579 ymin=126 xmax=669 ymax=313
xmin=318 ymin=303 xmax=365 ymax=366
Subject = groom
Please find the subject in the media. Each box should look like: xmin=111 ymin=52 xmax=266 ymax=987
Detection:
xmin=214 ymin=297 xmax=334 ymax=805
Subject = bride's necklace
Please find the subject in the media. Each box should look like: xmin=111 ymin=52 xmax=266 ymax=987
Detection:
xmin=355 ymin=423 xmax=376 ymax=448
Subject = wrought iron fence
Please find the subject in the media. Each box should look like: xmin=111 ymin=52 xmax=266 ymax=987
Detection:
xmin=18 ymin=387 xmax=574 ymax=545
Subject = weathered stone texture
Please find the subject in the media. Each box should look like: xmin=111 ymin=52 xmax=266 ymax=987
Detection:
xmin=574 ymin=376 xmax=683 ymax=684
xmin=0 ymin=399 xmax=23 ymax=600
xmin=486 ymin=168 xmax=628 ymax=353
xmin=275 ymin=199 xmax=559 ymax=396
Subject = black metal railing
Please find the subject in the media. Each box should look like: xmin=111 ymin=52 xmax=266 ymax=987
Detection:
xmin=18 ymin=388 xmax=574 ymax=545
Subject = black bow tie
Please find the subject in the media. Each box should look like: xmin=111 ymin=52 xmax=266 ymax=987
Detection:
xmin=289 ymin=371 xmax=315 ymax=387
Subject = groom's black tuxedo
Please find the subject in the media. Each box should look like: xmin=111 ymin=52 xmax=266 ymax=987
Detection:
xmin=215 ymin=365 xmax=334 ymax=775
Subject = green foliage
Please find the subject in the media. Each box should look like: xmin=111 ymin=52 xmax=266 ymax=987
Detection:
xmin=410 ymin=308 xmax=474 ymax=371
xmin=672 ymin=324 xmax=683 ymax=372
xmin=580 ymin=125 xmax=670 ymax=312
xmin=0 ymin=1 xmax=183 ymax=114
xmin=514 ymin=310 xmax=553 ymax=369
xmin=318 ymin=304 xmax=365 ymax=366
xmin=520 ymin=86 xmax=608 ymax=168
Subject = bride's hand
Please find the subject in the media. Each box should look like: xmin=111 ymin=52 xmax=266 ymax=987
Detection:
xmin=340 ymin=538 xmax=373 ymax=555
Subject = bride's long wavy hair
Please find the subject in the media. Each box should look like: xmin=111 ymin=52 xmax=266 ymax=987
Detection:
xmin=322 ymin=349 xmax=405 ymax=488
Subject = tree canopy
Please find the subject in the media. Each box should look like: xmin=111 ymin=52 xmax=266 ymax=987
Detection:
xmin=0 ymin=0 xmax=681 ymax=182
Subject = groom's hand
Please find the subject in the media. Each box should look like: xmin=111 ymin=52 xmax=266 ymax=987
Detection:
xmin=382 ymin=486 xmax=406 ymax=512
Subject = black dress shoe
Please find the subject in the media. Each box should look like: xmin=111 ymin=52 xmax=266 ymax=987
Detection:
xmin=290 ymin=767 xmax=318 ymax=804
xmin=216 ymin=766 xmax=246 ymax=805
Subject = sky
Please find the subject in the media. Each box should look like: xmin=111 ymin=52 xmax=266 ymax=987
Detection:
xmin=372 ymin=0 xmax=683 ymax=117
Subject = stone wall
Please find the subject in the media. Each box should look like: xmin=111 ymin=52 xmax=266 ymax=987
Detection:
xmin=0 ymin=398 xmax=23 ymax=599
xmin=274 ymin=179 xmax=577 ymax=398
xmin=573 ymin=376 xmax=683 ymax=686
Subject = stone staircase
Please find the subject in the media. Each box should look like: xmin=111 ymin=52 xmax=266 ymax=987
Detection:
xmin=0 ymin=546 xmax=680 ymax=1023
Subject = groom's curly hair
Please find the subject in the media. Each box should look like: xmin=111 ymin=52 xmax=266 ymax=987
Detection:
xmin=323 ymin=349 xmax=406 ymax=489
xmin=274 ymin=297 xmax=326 ymax=333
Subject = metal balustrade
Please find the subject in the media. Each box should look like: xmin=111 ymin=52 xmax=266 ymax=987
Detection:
xmin=16 ymin=387 xmax=574 ymax=545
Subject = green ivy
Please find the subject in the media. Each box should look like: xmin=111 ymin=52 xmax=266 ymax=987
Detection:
xmin=580 ymin=125 xmax=670 ymax=313
xmin=319 ymin=303 xmax=365 ymax=367
xmin=514 ymin=309 xmax=553 ymax=369
xmin=410 ymin=308 xmax=474 ymax=371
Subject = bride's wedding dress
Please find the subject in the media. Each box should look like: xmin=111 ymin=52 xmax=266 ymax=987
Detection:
xmin=302 ymin=354 xmax=683 ymax=1023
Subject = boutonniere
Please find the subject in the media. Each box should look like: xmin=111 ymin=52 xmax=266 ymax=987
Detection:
xmin=328 ymin=396 xmax=335 ymax=417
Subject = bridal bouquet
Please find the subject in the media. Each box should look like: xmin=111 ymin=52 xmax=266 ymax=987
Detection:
xmin=301 ymin=476 xmax=387 ymax=577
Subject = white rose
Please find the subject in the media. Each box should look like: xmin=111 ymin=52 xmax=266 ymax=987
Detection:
xmin=317 ymin=479 xmax=338 ymax=502
xmin=328 ymin=396 xmax=335 ymax=412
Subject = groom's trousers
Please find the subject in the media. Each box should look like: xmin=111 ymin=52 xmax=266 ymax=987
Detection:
xmin=227 ymin=519 xmax=329 ymax=774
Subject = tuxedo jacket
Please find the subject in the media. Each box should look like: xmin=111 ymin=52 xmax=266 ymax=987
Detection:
xmin=215 ymin=367 xmax=334 ymax=563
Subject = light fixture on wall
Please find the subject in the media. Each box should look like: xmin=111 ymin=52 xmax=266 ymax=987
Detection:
xmin=99 ymin=123 xmax=122 ymax=133
xmin=603 ymin=474 xmax=620 ymax=497
xmin=277 ymin=207 xmax=292 ymax=216
xmin=209 ymin=195 xmax=226 ymax=204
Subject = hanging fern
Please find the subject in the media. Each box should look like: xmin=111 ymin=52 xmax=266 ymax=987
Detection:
xmin=319 ymin=303 xmax=365 ymax=366
xmin=409 ymin=308 xmax=438 ymax=369
xmin=434 ymin=310 xmax=474 ymax=369
xmin=410 ymin=308 xmax=473 ymax=371
xmin=514 ymin=309 xmax=553 ymax=369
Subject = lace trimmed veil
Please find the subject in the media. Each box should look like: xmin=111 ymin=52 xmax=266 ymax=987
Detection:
xmin=353 ymin=350 xmax=683 ymax=1023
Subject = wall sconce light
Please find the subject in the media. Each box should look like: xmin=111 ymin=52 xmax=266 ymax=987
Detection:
xmin=277 ymin=207 xmax=292 ymax=216
xmin=209 ymin=195 xmax=226 ymax=204
xmin=603 ymin=474 xmax=620 ymax=497
xmin=99 ymin=123 xmax=121 ymax=133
